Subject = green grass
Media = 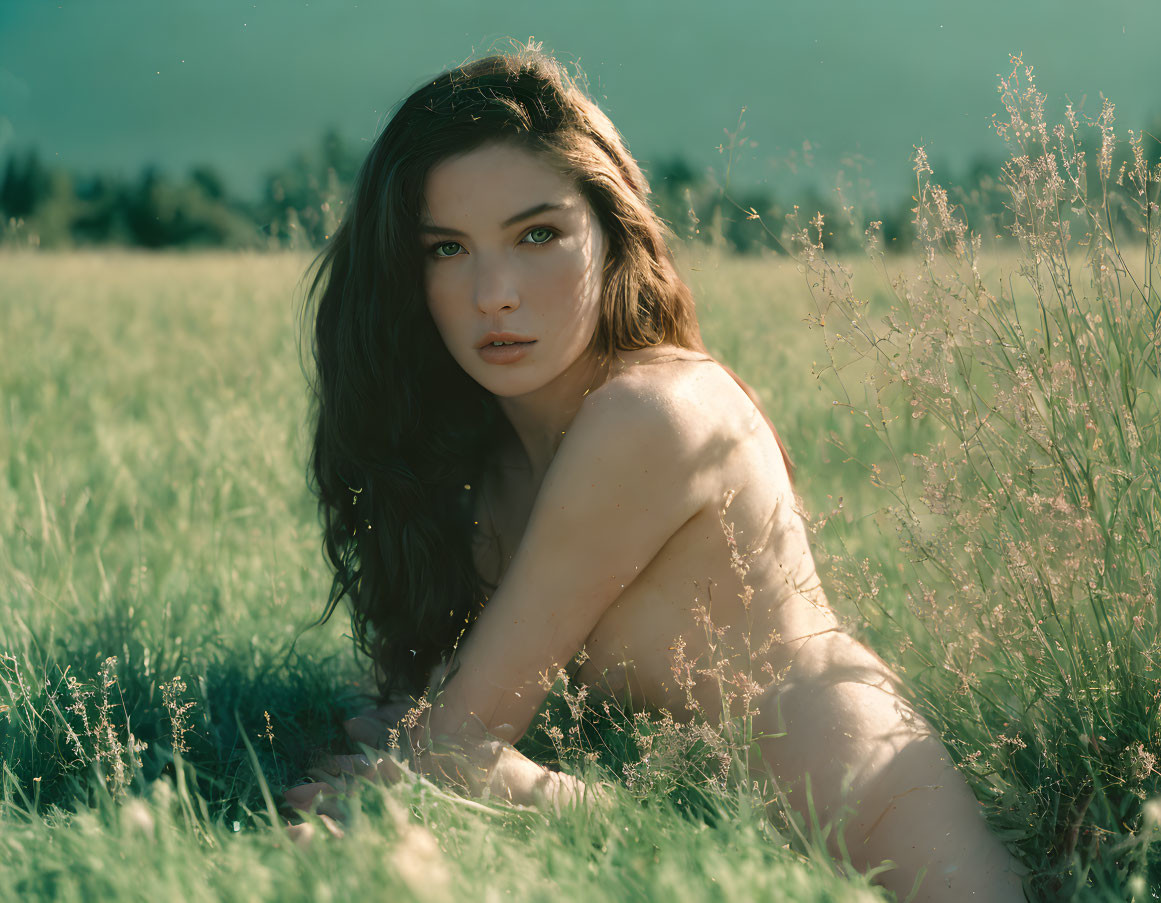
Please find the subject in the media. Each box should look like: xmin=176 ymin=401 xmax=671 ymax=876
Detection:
xmin=0 ymin=249 xmax=889 ymax=902
xmin=0 ymin=231 xmax=1157 ymax=900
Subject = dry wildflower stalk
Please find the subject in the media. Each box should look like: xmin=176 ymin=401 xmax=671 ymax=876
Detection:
xmin=784 ymin=53 xmax=1161 ymax=888
xmin=161 ymin=675 xmax=195 ymax=755
xmin=656 ymin=488 xmax=796 ymax=805
xmin=397 ymin=481 xmax=802 ymax=810
xmin=58 ymin=657 xmax=147 ymax=798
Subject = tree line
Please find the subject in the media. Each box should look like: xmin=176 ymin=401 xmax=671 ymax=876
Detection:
xmin=1 ymin=125 xmax=1156 ymax=254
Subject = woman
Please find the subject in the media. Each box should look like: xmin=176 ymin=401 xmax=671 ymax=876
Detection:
xmin=284 ymin=46 xmax=1026 ymax=901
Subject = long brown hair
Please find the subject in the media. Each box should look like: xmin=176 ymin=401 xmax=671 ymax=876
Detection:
xmin=303 ymin=44 xmax=794 ymax=699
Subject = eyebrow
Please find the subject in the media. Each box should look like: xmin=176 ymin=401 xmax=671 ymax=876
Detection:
xmin=418 ymin=201 xmax=567 ymax=236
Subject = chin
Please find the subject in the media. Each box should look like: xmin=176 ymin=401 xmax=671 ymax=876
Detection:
xmin=466 ymin=359 xmax=561 ymax=397
xmin=476 ymin=373 xmax=547 ymax=398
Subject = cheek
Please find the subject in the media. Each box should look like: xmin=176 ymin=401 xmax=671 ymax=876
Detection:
xmin=423 ymin=270 xmax=459 ymax=330
xmin=537 ymin=251 xmax=602 ymax=315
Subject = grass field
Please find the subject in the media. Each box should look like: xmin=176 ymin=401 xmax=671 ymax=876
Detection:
xmin=0 ymin=229 xmax=1158 ymax=901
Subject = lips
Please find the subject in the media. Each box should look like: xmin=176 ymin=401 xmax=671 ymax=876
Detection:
xmin=477 ymin=331 xmax=536 ymax=348
xmin=478 ymin=340 xmax=536 ymax=364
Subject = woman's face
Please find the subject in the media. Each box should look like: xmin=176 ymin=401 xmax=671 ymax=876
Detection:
xmin=420 ymin=141 xmax=608 ymax=398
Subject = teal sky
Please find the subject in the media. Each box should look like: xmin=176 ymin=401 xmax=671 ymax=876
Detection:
xmin=1 ymin=0 xmax=1159 ymax=204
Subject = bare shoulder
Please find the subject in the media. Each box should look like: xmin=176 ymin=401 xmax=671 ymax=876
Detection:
xmin=586 ymin=343 xmax=758 ymax=452
xmin=602 ymin=342 xmax=720 ymax=388
xmin=566 ymin=359 xmax=711 ymax=485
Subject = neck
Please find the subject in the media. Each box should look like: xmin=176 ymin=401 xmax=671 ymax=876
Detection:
xmin=496 ymin=350 xmax=611 ymax=488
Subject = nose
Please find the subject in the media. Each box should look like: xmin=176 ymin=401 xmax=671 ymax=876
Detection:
xmin=473 ymin=254 xmax=520 ymax=316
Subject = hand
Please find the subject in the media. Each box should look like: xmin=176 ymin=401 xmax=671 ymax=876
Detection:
xmin=282 ymin=749 xmax=411 ymax=845
xmin=281 ymin=683 xmax=441 ymax=847
xmin=340 ymin=706 xmax=617 ymax=816
xmin=284 ymin=812 xmax=344 ymax=846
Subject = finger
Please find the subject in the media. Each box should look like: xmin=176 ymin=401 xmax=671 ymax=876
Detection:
xmin=285 ymin=813 xmax=345 ymax=846
xmin=283 ymin=781 xmax=339 ymax=813
xmin=318 ymin=813 xmax=345 ymax=839
xmin=284 ymin=781 xmax=352 ymax=823
xmin=287 ymin=821 xmax=316 ymax=848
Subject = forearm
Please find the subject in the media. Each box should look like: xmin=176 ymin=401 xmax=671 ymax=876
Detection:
xmin=413 ymin=732 xmax=601 ymax=813
xmin=405 ymin=665 xmax=607 ymax=813
xmin=482 ymin=742 xmax=595 ymax=813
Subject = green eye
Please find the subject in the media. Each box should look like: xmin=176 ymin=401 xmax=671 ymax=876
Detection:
xmin=432 ymin=241 xmax=462 ymax=258
xmin=524 ymin=227 xmax=555 ymax=245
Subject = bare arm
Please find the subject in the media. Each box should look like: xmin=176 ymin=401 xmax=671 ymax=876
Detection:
xmin=345 ymin=690 xmax=605 ymax=813
xmin=289 ymin=381 xmax=709 ymax=819
xmin=402 ymin=379 xmax=709 ymax=805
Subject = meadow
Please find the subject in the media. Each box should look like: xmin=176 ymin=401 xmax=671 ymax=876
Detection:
xmin=2 ymin=60 xmax=1161 ymax=901
xmin=0 ymin=245 xmax=894 ymax=902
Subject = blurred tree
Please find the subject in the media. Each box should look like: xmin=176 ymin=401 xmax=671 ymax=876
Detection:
xmin=71 ymin=174 xmax=130 ymax=244
xmin=650 ymin=155 xmax=697 ymax=191
xmin=121 ymin=165 xmax=259 ymax=249
xmin=948 ymin=153 xmax=1006 ymax=247
xmin=32 ymin=170 xmax=81 ymax=246
xmin=1 ymin=148 xmax=51 ymax=219
xmin=191 ymin=165 xmax=227 ymax=201
xmin=723 ymin=188 xmax=780 ymax=255
xmin=259 ymin=127 xmax=360 ymax=246
xmin=647 ymin=155 xmax=701 ymax=240
xmin=879 ymin=193 xmax=916 ymax=253
xmin=124 ymin=166 xmax=178 ymax=248
xmin=5 ymin=119 xmax=1148 ymax=254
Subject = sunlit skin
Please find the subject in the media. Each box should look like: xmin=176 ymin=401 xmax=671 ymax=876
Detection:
xmin=419 ymin=141 xmax=610 ymax=488
xmin=284 ymin=142 xmax=1027 ymax=901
